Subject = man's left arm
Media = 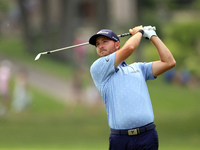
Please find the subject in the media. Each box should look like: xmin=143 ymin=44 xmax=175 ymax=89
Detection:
xmin=150 ymin=36 xmax=176 ymax=77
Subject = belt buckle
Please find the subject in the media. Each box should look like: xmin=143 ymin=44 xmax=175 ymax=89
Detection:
xmin=128 ymin=128 xmax=140 ymax=136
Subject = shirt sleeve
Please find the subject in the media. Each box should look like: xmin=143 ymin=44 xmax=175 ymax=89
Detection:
xmin=138 ymin=62 xmax=157 ymax=81
xmin=90 ymin=52 xmax=116 ymax=88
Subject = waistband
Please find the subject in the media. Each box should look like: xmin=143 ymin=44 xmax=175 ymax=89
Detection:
xmin=110 ymin=122 xmax=156 ymax=136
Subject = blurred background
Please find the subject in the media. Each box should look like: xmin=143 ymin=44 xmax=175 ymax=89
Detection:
xmin=0 ymin=0 xmax=200 ymax=150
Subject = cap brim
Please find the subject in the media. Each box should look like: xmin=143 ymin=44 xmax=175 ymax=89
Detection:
xmin=89 ymin=34 xmax=104 ymax=46
xmin=89 ymin=31 xmax=119 ymax=46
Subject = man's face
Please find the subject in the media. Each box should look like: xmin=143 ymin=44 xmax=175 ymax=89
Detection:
xmin=95 ymin=36 xmax=120 ymax=57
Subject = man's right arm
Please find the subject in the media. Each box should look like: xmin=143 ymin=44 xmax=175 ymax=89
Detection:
xmin=115 ymin=26 xmax=144 ymax=68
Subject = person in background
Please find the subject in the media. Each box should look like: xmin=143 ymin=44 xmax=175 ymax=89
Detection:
xmin=0 ymin=60 xmax=12 ymax=116
xmin=12 ymin=69 xmax=32 ymax=113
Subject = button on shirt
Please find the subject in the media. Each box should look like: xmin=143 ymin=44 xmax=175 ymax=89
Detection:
xmin=90 ymin=52 xmax=156 ymax=129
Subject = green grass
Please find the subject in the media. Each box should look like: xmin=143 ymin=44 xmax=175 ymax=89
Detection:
xmin=0 ymin=86 xmax=109 ymax=150
xmin=148 ymin=79 xmax=200 ymax=150
xmin=0 ymin=79 xmax=200 ymax=150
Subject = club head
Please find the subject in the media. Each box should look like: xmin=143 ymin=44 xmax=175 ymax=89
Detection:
xmin=35 ymin=53 xmax=41 ymax=61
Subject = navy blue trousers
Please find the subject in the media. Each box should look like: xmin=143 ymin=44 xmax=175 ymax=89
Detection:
xmin=109 ymin=129 xmax=159 ymax=150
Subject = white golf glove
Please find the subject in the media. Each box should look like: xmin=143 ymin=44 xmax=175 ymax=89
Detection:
xmin=143 ymin=26 xmax=157 ymax=40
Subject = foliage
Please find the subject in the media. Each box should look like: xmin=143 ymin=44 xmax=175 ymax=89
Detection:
xmin=166 ymin=0 xmax=196 ymax=9
xmin=0 ymin=0 xmax=9 ymax=12
xmin=194 ymin=0 xmax=200 ymax=9
xmin=164 ymin=22 xmax=200 ymax=76
xmin=138 ymin=0 xmax=198 ymax=11
xmin=143 ymin=21 xmax=200 ymax=78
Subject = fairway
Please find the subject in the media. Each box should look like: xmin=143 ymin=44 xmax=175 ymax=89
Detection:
xmin=0 ymin=78 xmax=200 ymax=150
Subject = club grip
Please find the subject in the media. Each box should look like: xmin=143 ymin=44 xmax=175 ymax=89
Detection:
xmin=118 ymin=32 xmax=131 ymax=37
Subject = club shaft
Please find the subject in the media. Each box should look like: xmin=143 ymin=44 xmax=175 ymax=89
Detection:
xmin=35 ymin=26 xmax=156 ymax=60
xmin=45 ymin=26 xmax=156 ymax=54
xmin=47 ymin=42 xmax=89 ymax=54
xmin=48 ymin=32 xmax=135 ymax=54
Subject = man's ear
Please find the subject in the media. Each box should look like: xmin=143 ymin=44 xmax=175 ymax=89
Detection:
xmin=115 ymin=41 xmax=120 ymax=50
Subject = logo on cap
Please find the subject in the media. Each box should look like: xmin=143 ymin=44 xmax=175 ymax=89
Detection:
xmin=97 ymin=31 xmax=109 ymax=34
xmin=112 ymin=36 xmax=118 ymax=41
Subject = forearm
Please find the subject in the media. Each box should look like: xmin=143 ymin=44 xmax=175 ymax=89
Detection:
xmin=115 ymin=29 xmax=143 ymax=67
xmin=123 ymin=32 xmax=143 ymax=54
xmin=151 ymin=36 xmax=175 ymax=64
xmin=151 ymin=36 xmax=176 ymax=76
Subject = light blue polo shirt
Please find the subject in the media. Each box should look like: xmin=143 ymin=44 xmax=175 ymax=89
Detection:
xmin=90 ymin=52 xmax=156 ymax=129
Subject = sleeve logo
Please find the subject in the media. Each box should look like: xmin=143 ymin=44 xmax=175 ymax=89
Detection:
xmin=105 ymin=56 xmax=110 ymax=62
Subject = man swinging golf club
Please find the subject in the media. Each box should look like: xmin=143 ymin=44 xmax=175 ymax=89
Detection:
xmin=89 ymin=26 xmax=176 ymax=150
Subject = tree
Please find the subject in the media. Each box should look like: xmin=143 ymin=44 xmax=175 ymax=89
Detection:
xmin=40 ymin=0 xmax=51 ymax=51
xmin=18 ymin=0 xmax=34 ymax=53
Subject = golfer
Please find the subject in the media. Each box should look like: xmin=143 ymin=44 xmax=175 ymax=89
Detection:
xmin=89 ymin=26 xmax=176 ymax=150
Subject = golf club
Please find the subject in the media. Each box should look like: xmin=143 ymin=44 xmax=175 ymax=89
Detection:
xmin=35 ymin=26 xmax=156 ymax=61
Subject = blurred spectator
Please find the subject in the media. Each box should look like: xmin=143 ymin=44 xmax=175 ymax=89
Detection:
xmin=12 ymin=69 xmax=32 ymax=113
xmin=85 ymin=82 xmax=102 ymax=107
xmin=179 ymin=68 xmax=191 ymax=85
xmin=73 ymin=36 xmax=87 ymax=69
xmin=0 ymin=60 xmax=12 ymax=116
xmin=71 ymin=29 xmax=88 ymax=104
xmin=71 ymin=68 xmax=84 ymax=104
xmin=164 ymin=66 xmax=195 ymax=88
xmin=164 ymin=68 xmax=176 ymax=83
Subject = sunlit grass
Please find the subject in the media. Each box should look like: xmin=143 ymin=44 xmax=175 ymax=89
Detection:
xmin=0 ymin=79 xmax=200 ymax=150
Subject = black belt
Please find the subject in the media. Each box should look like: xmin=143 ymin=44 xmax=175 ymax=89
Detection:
xmin=110 ymin=122 xmax=156 ymax=136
